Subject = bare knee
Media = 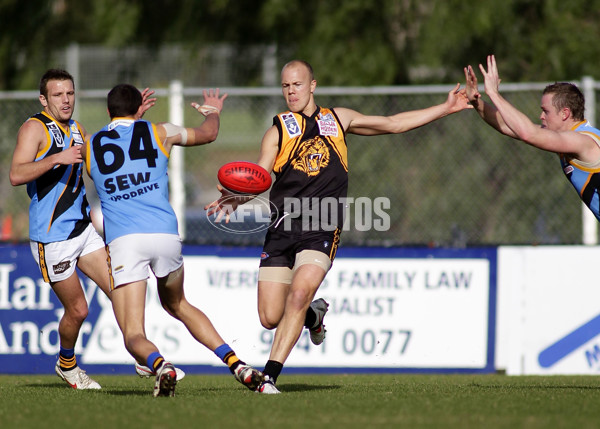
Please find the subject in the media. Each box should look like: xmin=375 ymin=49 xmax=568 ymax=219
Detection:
xmin=287 ymin=288 xmax=312 ymax=312
xmin=259 ymin=315 xmax=278 ymax=330
xmin=63 ymin=302 xmax=88 ymax=325
xmin=162 ymin=297 xmax=188 ymax=320
xmin=259 ymin=307 xmax=283 ymax=330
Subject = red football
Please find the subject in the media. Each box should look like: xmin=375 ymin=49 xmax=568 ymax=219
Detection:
xmin=217 ymin=161 xmax=272 ymax=194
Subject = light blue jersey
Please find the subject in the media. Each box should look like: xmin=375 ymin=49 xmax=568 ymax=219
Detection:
xmin=560 ymin=120 xmax=600 ymax=221
xmin=86 ymin=118 xmax=178 ymax=243
xmin=27 ymin=112 xmax=90 ymax=243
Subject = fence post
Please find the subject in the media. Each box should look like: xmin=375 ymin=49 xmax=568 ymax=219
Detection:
xmin=581 ymin=76 xmax=598 ymax=245
xmin=168 ymin=80 xmax=186 ymax=239
xmin=66 ymin=43 xmax=80 ymax=121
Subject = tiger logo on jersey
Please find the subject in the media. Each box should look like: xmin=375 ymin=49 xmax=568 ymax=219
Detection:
xmin=293 ymin=136 xmax=330 ymax=176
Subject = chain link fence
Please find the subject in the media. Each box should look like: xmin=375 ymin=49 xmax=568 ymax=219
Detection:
xmin=0 ymin=83 xmax=597 ymax=247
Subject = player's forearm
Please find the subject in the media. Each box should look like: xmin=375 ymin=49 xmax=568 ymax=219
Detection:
xmin=188 ymin=114 xmax=220 ymax=146
xmin=386 ymin=103 xmax=452 ymax=134
xmin=472 ymin=96 xmax=518 ymax=138
xmin=9 ymin=156 xmax=61 ymax=186
xmin=487 ymin=92 xmax=535 ymax=140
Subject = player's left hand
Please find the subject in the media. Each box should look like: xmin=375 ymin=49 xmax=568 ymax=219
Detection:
xmin=479 ymin=55 xmax=501 ymax=96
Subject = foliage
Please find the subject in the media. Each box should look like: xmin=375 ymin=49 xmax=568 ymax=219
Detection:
xmin=3 ymin=0 xmax=600 ymax=89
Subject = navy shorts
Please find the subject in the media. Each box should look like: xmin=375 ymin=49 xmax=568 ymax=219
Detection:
xmin=259 ymin=227 xmax=341 ymax=269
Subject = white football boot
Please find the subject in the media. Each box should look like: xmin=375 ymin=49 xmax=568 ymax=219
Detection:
xmin=153 ymin=362 xmax=177 ymax=397
xmin=255 ymin=375 xmax=280 ymax=394
xmin=55 ymin=362 xmax=101 ymax=390
xmin=135 ymin=361 xmax=186 ymax=381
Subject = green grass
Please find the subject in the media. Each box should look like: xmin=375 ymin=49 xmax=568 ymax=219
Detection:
xmin=1 ymin=373 xmax=599 ymax=429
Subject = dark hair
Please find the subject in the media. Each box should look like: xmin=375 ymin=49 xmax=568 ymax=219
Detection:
xmin=107 ymin=84 xmax=142 ymax=118
xmin=39 ymin=69 xmax=74 ymax=98
xmin=542 ymin=82 xmax=585 ymax=121
xmin=282 ymin=60 xmax=315 ymax=81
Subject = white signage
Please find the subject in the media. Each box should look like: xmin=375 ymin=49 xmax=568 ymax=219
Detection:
xmin=499 ymin=246 xmax=600 ymax=375
xmin=83 ymin=256 xmax=491 ymax=369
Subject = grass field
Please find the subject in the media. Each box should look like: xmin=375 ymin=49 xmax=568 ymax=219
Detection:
xmin=1 ymin=373 xmax=599 ymax=429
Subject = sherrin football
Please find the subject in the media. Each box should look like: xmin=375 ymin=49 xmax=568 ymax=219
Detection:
xmin=217 ymin=161 xmax=272 ymax=194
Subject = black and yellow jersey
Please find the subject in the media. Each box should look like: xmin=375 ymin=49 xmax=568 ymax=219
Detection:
xmin=270 ymin=106 xmax=348 ymax=231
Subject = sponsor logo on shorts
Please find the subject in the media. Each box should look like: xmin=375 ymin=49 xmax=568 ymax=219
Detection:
xmin=260 ymin=252 xmax=269 ymax=260
xmin=53 ymin=260 xmax=71 ymax=274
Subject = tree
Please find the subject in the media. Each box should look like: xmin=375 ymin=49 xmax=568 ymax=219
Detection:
xmin=3 ymin=0 xmax=600 ymax=90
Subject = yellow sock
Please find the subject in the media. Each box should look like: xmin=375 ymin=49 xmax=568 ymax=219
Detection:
xmin=224 ymin=351 xmax=240 ymax=369
xmin=152 ymin=357 xmax=165 ymax=372
xmin=59 ymin=354 xmax=77 ymax=370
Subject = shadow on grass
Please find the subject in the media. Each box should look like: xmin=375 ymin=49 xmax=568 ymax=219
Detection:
xmin=23 ymin=383 xmax=74 ymax=390
xmin=22 ymin=382 xmax=153 ymax=396
xmin=279 ymin=383 xmax=343 ymax=393
xmin=104 ymin=389 xmax=155 ymax=396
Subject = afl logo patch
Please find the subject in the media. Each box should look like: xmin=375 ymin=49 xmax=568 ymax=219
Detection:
xmin=563 ymin=165 xmax=574 ymax=174
xmin=47 ymin=122 xmax=65 ymax=147
xmin=281 ymin=113 xmax=301 ymax=138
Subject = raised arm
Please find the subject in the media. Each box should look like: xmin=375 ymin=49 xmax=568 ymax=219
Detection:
xmin=10 ymin=120 xmax=83 ymax=186
xmin=464 ymin=64 xmax=518 ymax=138
xmin=335 ymin=83 xmax=472 ymax=136
xmin=479 ymin=55 xmax=597 ymax=158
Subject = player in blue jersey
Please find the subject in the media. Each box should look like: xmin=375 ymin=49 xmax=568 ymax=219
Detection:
xmin=465 ymin=55 xmax=600 ymax=219
xmin=85 ymin=84 xmax=263 ymax=397
xmin=9 ymin=69 xmax=178 ymax=390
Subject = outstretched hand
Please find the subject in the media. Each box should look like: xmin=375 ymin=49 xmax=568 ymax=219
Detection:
xmin=135 ymin=88 xmax=157 ymax=119
xmin=463 ymin=65 xmax=481 ymax=104
xmin=204 ymin=184 xmax=253 ymax=223
xmin=446 ymin=83 xmax=474 ymax=113
xmin=478 ymin=55 xmax=501 ymax=97
xmin=191 ymin=88 xmax=228 ymax=116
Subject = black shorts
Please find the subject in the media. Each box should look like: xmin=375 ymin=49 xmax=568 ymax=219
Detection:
xmin=259 ymin=227 xmax=341 ymax=269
